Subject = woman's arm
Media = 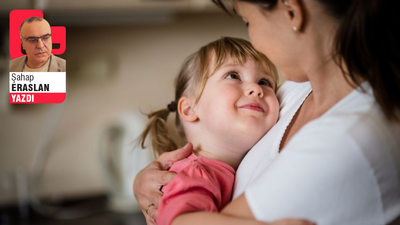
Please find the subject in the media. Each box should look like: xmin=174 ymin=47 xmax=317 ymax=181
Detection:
xmin=133 ymin=143 xmax=193 ymax=224
xmin=173 ymin=195 xmax=314 ymax=225
xmin=173 ymin=195 xmax=255 ymax=225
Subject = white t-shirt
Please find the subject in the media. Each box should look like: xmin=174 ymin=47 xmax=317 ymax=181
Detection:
xmin=234 ymin=81 xmax=400 ymax=225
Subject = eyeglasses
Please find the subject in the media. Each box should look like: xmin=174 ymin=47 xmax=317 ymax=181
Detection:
xmin=21 ymin=34 xmax=52 ymax=44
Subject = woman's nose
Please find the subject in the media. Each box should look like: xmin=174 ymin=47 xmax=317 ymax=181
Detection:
xmin=246 ymin=83 xmax=264 ymax=98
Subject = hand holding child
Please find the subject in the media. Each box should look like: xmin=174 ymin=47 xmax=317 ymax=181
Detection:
xmin=133 ymin=143 xmax=193 ymax=223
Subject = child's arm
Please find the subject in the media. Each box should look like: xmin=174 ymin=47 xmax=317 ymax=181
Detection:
xmin=172 ymin=195 xmax=315 ymax=225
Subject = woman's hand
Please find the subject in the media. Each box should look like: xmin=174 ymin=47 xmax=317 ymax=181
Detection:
xmin=133 ymin=143 xmax=193 ymax=224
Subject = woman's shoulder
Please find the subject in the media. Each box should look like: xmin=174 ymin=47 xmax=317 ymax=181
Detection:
xmin=293 ymin=84 xmax=400 ymax=152
xmin=279 ymin=108 xmax=400 ymax=223
xmin=283 ymin=86 xmax=400 ymax=206
xmin=246 ymin=102 xmax=400 ymax=223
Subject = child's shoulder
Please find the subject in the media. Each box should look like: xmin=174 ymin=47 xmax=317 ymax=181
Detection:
xmin=169 ymin=152 xmax=235 ymax=177
xmin=163 ymin=152 xmax=235 ymax=198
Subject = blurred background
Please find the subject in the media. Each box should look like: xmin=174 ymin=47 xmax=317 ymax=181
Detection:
xmin=0 ymin=0 xmax=249 ymax=224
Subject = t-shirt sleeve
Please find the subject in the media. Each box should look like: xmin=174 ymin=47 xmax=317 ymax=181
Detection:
xmin=245 ymin=131 xmax=383 ymax=225
xmin=156 ymin=162 xmax=222 ymax=225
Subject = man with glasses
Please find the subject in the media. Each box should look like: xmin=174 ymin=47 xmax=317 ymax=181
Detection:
xmin=10 ymin=17 xmax=65 ymax=72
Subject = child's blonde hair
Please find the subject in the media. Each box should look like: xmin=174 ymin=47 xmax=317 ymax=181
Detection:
xmin=140 ymin=37 xmax=278 ymax=158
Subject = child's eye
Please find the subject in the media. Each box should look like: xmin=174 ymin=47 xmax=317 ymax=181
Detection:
xmin=259 ymin=78 xmax=274 ymax=88
xmin=225 ymin=72 xmax=241 ymax=80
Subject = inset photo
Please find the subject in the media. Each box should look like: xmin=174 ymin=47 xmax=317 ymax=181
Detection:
xmin=10 ymin=15 xmax=65 ymax=72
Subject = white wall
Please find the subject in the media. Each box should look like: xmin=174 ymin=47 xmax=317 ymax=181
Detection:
xmin=0 ymin=13 xmax=249 ymax=205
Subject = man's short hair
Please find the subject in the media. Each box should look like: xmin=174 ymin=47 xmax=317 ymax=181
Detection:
xmin=20 ymin=17 xmax=44 ymax=34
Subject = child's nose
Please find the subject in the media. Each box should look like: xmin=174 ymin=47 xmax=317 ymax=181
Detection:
xmin=246 ymin=84 xmax=264 ymax=98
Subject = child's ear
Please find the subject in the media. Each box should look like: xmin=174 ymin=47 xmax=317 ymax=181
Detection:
xmin=178 ymin=97 xmax=198 ymax=122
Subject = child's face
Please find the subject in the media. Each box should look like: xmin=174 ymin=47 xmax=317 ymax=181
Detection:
xmin=195 ymin=57 xmax=279 ymax=152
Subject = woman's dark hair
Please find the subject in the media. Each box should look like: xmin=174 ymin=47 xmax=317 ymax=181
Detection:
xmin=213 ymin=0 xmax=400 ymax=121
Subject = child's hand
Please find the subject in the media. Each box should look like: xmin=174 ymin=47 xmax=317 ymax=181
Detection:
xmin=133 ymin=143 xmax=193 ymax=224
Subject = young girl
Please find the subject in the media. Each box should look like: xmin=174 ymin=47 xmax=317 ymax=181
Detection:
xmin=140 ymin=37 xmax=280 ymax=225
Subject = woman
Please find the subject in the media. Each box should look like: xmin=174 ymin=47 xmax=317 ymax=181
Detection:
xmin=134 ymin=0 xmax=400 ymax=224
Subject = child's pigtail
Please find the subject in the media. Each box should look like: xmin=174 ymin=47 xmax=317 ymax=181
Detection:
xmin=139 ymin=102 xmax=178 ymax=159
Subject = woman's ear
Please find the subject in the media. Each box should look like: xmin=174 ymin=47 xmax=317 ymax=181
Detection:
xmin=281 ymin=0 xmax=304 ymax=32
xmin=178 ymin=97 xmax=198 ymax=122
